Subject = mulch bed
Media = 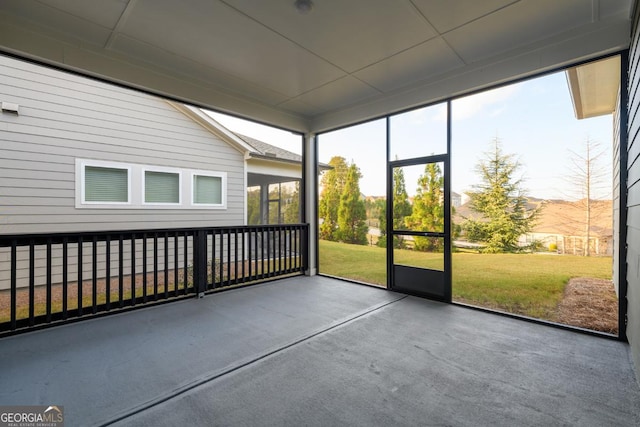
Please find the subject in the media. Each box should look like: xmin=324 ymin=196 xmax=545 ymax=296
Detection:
xmin=555 ymin=277 xmax=619 ymax=334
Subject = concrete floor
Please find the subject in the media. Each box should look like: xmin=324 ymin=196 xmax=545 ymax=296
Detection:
xmin=1 ymin=276 xmax=639 ymax=426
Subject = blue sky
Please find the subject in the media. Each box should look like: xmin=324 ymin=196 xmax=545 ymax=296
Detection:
xmin=210 ymin=69 xmax=613 ymax=201
xmin=449 ymin=72 xmax=612 ymax=201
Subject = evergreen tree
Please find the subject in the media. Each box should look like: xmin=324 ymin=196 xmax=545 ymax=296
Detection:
xmin=379 ymin=165 xmax=413 ymax=248
xmin=375 ymin=198 xmax=388 ymax=248
xmin=405 ymin=162 xmax=445 ymax=251
xmin=318 ymin=156 xmax=348 ymax=240
xmin=247 ymin=188 xmax=261 ymax=225
xmin=463 ymin=138 xmax=539 ymax=253
xmin=268 ymin=184 xmax=281 ymax=224
xmin=282 ymin=181 xmax=300 ymax=224
xmin=337 ymin=163 xmax=368 ymax=244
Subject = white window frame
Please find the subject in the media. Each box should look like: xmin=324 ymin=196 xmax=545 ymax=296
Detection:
xmin=77 ymin=159 xmax=132 ymax=207
xmin=76 ymin=159 xmax=228 ymax=210
xmin=191 ymin=171 xmax=227 ymax=209
xmin=142 ymin=166 xmax=182 ymax=206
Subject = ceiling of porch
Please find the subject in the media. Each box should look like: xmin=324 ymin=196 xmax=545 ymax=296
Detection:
xmin=0 ymin=0 xmax=632 ymax=132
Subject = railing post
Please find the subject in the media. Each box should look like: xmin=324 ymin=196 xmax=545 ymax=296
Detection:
xmin=1 ymin=225 xmax=308 ymax=336
xmin=194 ymin=229 xmax=207 ymax=298
xmin=302 ymin=224 xmax=309 ymax=273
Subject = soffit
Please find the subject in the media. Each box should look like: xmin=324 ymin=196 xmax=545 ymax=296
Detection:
xmin=566 ymin=55 xmax=622 ymax=119
xmin=0 ymin=0 xmax=633 ymax=133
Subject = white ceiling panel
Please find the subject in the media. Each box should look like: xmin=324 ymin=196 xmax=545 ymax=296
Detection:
xmin=36 ymin=0 xmax=129 ymax=29
xmin=0 ymin=0 xmax=116 ymax=46
xmin=0 ymin=0 xmax=632 ymax=131
xmin=224 ymin=0 xmax=438 ymax=73
xmin=443 ymin=0 xmax=594 ymax=64
xmin=599 ymin=0 xmax=633 ymax=20
xmin=109 ymin=34 xmax=291 ymax=106
xmin=411 ymin=0 xmax=519 ymax=34
xmin=289 ymin=76 xmax=380 ymax=113
xmin=118 ymin=0 xmax=344 ymax=97
xmin=277 ymin=98 xmax=325 ymax=117
xmin=355 ymin=38 xmax=465 ymax=92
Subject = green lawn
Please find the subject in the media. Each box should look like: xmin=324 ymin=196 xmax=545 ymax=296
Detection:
xmin=319 ymin=240 xmax=612 ymax=320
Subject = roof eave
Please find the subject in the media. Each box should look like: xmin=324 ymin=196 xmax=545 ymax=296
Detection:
xmin=565 ymin=56 xmax=621 ymax=120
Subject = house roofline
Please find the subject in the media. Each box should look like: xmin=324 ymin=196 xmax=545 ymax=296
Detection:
xmin=169 ymin=100 xmax=331 ymax=171
xmin=166 ymin=101 xmax=257 ymax=155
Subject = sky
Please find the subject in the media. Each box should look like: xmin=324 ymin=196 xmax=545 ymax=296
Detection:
xmin=208 ymin=112 xmax=303 ymax=152
xmin=208 ymin=68 xmax=614 ymax=202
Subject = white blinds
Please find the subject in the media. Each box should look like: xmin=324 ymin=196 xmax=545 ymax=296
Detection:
xmin=85 ymin=166 xmax=128 ymax=202
xmin=145 ymin=171 xmax=180 ymax=203
xmin=193 ymin=175 xmax=222 ymax=204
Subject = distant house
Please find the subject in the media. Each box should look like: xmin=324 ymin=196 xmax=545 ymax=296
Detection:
xmin=453 ymin=198 xmax=613 ymax=255
xmin=451 ymin=191 xmax=462 ymax=208
xmin=170 ymin=104 xmax=306 ymax=226
xmin=0 ymin=56 xmax=306 ymax=290
xmin=522 ymin=199 xmax=613 ymax=255
xmin=0 ymin=55 xmax=303 ymax=237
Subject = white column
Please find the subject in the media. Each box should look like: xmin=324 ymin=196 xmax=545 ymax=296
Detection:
xmin=304 ymin=132 xmax=317 ymax=276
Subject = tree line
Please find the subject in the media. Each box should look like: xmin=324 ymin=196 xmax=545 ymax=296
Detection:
xmin=319 ymin=139 xmax=541 ymax=253
xmin=248 ymin=137 xmax=602 ymax=255
xmin=319 ymin=157 xmax=369 ymax=244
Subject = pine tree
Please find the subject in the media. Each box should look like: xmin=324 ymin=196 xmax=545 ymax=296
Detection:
xmin=378 ymin=165 xmax=412 ymax=248
xmin=405 ymin=162 xmax=444 ymax=251
xmin=375 ymin=198 xmax=388 ymax=248
xmin=463 ymin=138 xmax=539 ymax=253
xmin=318 ymin=156 xmax=348 ymax=240
xmin=337 ymin=163 xmax=368 ymax=244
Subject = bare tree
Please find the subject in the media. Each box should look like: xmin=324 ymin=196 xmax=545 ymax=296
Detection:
xmin=562 ymin=139 xmax=610 ymax=256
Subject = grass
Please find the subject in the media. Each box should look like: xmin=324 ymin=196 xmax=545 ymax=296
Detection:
xmin=319 ymin=240 xmax=388 ymax=284
xmin=319 ymin=240 xmax=613 ymax=320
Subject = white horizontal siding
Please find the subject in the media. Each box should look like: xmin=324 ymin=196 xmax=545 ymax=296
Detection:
xmin=2 ymin=119 xmax=243 ymax=166
xmin=0 ymin=55 xmax=246 ymax=234
xmin=0 ymin=57 xmax=176 ymax=116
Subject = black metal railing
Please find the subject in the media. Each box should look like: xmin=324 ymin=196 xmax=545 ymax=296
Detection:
xmin=0 ymin=224 xmax=308 ymax=335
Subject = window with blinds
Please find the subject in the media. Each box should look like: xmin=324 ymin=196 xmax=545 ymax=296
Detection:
xmin=144 ymin=170 xmax=180 ymax=204
xmin=193 ymin=174 xmax=222 ymax=205
xmin=77 ymin=159 xmax=226 ymax=209
xmin=84 ymin=165 xmax=129 ymax=203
